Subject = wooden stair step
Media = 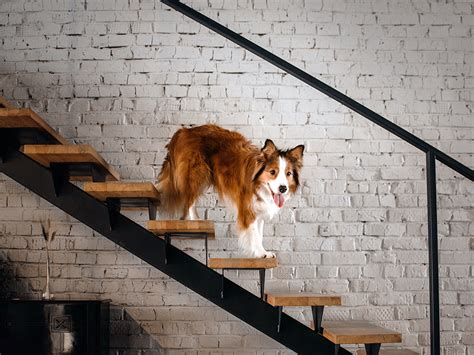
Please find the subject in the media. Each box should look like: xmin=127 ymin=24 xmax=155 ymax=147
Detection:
xmin=0 ymin=108 xmax=68 ymax=145
xmin=357 ymin=350 xmax=418 ymax=355
xmin=0 ymin=97 xmax=15 ymax=109
xmin=322 ymin=321 xmax=402 ymax=345
xmin=266 ymin=293 xmax=341 ymax=307
xmin=209 ymin=257 xmax=277 ymax=269
xmin=147 ymin=220 xmax=215 ymax=239
xmin=84 ymin=182 xmax=160 ymax=205
xmin=20 ymin=144 xmax=120 ymax=181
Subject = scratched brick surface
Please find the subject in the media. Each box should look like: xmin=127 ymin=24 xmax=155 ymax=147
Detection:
xmin=0 ymin=0 xmax=473 ymax=354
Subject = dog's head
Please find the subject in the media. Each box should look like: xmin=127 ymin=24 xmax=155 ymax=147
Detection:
xmin=255 ymin=139 xmax=304 ymax=209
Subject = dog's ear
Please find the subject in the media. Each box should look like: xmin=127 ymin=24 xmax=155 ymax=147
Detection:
xmin=251 ymin=153 xmax=266 ymax=181
xmin=287 ymin=145 xmax=304 ymax=162
xmin=262 ymin=139 xmax=277 ymax=156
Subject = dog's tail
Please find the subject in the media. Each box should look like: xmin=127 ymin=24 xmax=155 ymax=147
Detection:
xmin=156 ymin=151 xmax=185 ymax=219
xmin=155 ymin=127 xmax=212 ymax=219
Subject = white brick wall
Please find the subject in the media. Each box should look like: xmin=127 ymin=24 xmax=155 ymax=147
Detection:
xmin=0 ymin=0 xmax=473 ymax=354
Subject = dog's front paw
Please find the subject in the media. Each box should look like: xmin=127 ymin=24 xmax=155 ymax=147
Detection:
xmin=262 ymin=251 xmax=276 ymax=258
xmin=244 ymin=244 xmax=276 ymax=259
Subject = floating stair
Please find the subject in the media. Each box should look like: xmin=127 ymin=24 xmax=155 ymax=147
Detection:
xmin=209 ymin=257 xmax=277 ymax=299
xmin=20 ymin=144 xmax=120 ymax=182
xmin=322 ymin=321 xmax=402 ymax=355
xmin=265 ymin=293 xmax=341 ymax=333
xmin=84 ymin=181 xmax=160 ymax=219
xmin=148 ymin=220 xmax=215 ymax=238
xmin=266 ymin=293 xmax=342 ymax=307
xmin=209 ymin=257 xmax=278 ymax=269
xmin=0 ymin=108 xmax=67 ymax=145
xmin=357 ymin=349 xmax=418 ymax=355
xmin=148 ymin=220 xmax=215 ymax=265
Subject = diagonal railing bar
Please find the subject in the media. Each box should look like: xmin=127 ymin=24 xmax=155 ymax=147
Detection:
xmin=0 ymin=150 xmax=349 ymax=355
xmin=161 ymin=0 xmax=474 ymax=183
xmin=160 ymin=2 xmax=474 ymax=354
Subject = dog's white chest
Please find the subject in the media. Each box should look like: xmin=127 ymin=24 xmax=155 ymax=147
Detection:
xmin=252 ymin=189 xmax=280 ymax=220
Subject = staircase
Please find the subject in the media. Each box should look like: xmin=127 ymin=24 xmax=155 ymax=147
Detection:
xmin=0 ymin=97 xmax=414 ymax=354
xmin=1 ymin=3 xmax=472 ymax=353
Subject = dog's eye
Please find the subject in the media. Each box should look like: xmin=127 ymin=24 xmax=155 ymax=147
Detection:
xmin=286 ymin=171 xmax=293 ymax=177
xmin=269 ymin=169 xmax=276 ymax=175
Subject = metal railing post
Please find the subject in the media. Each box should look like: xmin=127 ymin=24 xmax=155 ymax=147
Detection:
xmin=426 ymin=151 xmax=440 ymax=355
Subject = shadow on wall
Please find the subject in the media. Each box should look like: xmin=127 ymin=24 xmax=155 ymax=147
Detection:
xmin=110 ymin=307 xmax=165 ymax=355
xmin=0 ymin=251 xmax=37 ymax=300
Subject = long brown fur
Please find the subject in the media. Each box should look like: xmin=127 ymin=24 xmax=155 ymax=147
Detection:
xmin=157 ymin=125 xmax=266 ymax=229
xmin=156 ymin=125 xmax=304 ymax=235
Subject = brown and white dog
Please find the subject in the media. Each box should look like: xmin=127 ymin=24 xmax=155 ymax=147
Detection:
xmin=156 ymin=124 xmax=304 ymax=258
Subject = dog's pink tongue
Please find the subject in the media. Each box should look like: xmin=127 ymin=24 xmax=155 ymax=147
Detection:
xmin=273 ymin=193 xmax=285 ymax=208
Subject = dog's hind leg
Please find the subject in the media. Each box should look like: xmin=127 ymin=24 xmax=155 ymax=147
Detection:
xmin=175 ymin=153 xmax=209 ymax=220
xmin=187 ymin=204 xmax=199 ymax=220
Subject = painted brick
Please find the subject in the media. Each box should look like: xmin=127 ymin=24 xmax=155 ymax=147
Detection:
xmin=0 ymin=0 xmax=471 ymax=354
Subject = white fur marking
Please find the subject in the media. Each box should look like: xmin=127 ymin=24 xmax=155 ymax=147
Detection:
xmin=267 ymin=157 xmax=289 ymax=198
xmin=187 ymin=204 xmax=198 ymax=220
xmin=239 ymin=156 xmax=291 ymax=258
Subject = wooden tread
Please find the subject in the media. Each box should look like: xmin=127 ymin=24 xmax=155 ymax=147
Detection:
xmin=0 ymin=97 xmax=15 ymax=109
xmin=20 ymin=144 xmax=120 ymax=181
xmin=322 ymin=321 xmax=402 ymax=345
xmin=84 ymin=182 xmax=160 ymax=203
xmin=0 ymin=108 xmax=67 ymax=144
xmin=266 ymin=293 xmax=341 ymax=307
xmin=357 ymin=350 xmax=418 ymax=355
xmin=147 ymin=220 xmax=215 ymax=239
xmin=209 ymin=257 xmax=277 ymax=269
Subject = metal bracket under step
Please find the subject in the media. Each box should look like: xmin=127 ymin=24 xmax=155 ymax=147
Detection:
xmin=147 ymin=199 xmax=157 ymax=220
xmin=221 ymin=268 xmax=266 ymax=300
xmin=0 ymin=144 xmax=7 ymax=164
xmin=106 ymin=198 xmax=121 ymax=231
xmin=163 ymin=232 xmax=209 ymax=266
xmin=334 ymin=343 xmax=381 ymax=355
xmin=364 ymin=344 xmax=381 ymax=355
xmin=51 ymin=163 xmax=106 ymax=197
xmin=312 ymin=305 xmax=325 ymax=334
xmin=50 ymin=163 xmax=70 ymax=197
xmin=274 ymin=305 xmax=324 ymax=334
xmin=0 ymin=132 xmax=19 ymax=164
xmin=90 ymin=165 xmax=106 ymax=182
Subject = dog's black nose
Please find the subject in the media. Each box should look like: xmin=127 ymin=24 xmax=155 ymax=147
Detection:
xmin=279 ymin=185 xmax=287 ymax=193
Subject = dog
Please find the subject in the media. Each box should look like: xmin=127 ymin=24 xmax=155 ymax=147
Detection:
xmin=156 ymin=124 xmax=304 ymax=258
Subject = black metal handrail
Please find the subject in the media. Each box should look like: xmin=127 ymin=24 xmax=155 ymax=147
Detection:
xmin=160 ymin=1 xmax=474 ymax=354
xmin=161 ymin=0 xmax=473 ymax=182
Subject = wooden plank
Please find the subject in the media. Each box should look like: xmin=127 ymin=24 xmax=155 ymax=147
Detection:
xmin=265 ymin=293 xmax=341 ymax=307
xmin=148 ymin=220 xmax=215 ymax=239
xmin=209 ymin=257 xmax=277 ymax=269
xmin=357 ymin=350 xmax=418 ymax=355
xmin=0 ymin=97 xmax=15 ymax=109
xmin=84 ymin=182 xmax=160 ymax=202
xmin=322 ymin=321 xmax=402 ymax=345
xmin=0 ymin=108 xmax=68 ymax=144
xmin=20 ymin=144 xmax=120 ymax=181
